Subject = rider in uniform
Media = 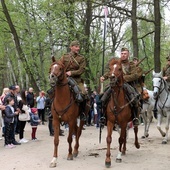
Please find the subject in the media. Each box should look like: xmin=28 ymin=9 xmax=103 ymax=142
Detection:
xmin=58 ymin=40 xmax=87 ymax=120
xmin=163 ymin=56 xmax=170 ymax=88
xmin=100 ymin=48 xmax=143 ymax=126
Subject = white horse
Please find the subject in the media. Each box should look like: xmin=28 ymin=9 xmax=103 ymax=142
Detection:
xmin=141 ymin=88 xmax=155 ymax=138
xmin=152 ymin=71 xmax=170 ymax=144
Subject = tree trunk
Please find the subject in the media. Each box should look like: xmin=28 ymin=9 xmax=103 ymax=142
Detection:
xmin=154 ymin=0 xmax=161 ymax=72
xmin=83 ymin=0 xmax=92 ymax=92
xmin=131 ymin=0 xmax=138 ymax=59
xmin=1 ymin=0 xmax=40 ymax=92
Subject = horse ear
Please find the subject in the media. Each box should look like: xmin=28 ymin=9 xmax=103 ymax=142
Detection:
xmin=52 ymin=56 xmax=56 ymax=62
xmin=153 ymin=71 xmax=162 ymax=78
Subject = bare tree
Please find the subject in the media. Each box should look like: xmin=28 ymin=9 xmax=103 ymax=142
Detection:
xmin=154 ymin=0 xmax=161 ymax=72
xmin=1 ymin=0 xmax=40 ymax=92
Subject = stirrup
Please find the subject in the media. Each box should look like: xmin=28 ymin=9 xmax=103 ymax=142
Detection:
xmin=132 ymin=118 xmax=140 ymax=126
xmin=76 ymin=94 xmax=84 ymax=103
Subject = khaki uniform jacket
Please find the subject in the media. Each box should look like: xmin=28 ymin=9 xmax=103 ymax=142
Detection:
xmin=103 ymin=59 xmax=143 ymax=93
xmin=122 ymin=61 xmax=143 ymax=93
xmin=163 ymin=64 xmax=170 ymax=82
xmin=59 ymin=52 xmax=86 ymax=93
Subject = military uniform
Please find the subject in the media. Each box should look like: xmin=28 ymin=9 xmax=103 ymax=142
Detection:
xmin=59 ymin=51 xmax=86 ymax=94
xmin=102 ymin=57 xmax=143 ymax=126
xmin=122 ymin=61 xmax=143 ymax=93
xmin=163 ymin=64 xmax=170 ymax=82
xmin=103 ymin=59 xmax=143 ymax=93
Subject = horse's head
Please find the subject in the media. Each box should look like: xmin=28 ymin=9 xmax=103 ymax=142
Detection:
xmin=109 ymin=58 xmax=123 ymax=86
xmin=152 ymin=77 xmax=163 ymax=99
xmin=49 ymin=59 xmax=65 ymax=87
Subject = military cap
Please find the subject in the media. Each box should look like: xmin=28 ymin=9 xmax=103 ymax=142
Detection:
xmin=166 ymin=56 xmax=170 ymax=61
xmin=70 ymin=41 xmax=80 ymax=47
xmin=121 ymin=47 xmax=129 ymax=52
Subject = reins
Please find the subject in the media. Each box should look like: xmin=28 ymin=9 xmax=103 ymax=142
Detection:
xmin=52 ymin=95 xmax=75 ymax=121
xmin=156 ymin=78 xmax=169 ymax=110
xmin=110 ymin=87 xmax=135 ymax=115
xmin=50 ymin=62 xmax=76 ymax=122
xmin=153 ymin=77 xmax=170 ymax=118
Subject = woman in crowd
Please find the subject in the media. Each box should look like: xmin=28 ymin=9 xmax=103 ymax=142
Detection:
xmin=36 ymin=91 xmax=46 ymax=125
xmin=18 ymin=89 xmax=29 ymax=143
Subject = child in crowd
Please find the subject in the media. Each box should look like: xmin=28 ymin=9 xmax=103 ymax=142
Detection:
xmin=4 ymin=97 xmax=19 ymax=148
xmin=30 ymin=108 xmax=41 ymax=140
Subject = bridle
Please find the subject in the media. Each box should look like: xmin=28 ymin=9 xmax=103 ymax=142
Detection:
xmin=49 ymin=62 xmax=75 ymax=121
xmin=109 ymin=63 xmax=133 ymax=115
xmin=49 ymin=63 xmax=68 ymax=87
xmin=153 ymin=77 xmax=169 ymax=110
xmin=153 ymin=77 xmax=165 ymax=99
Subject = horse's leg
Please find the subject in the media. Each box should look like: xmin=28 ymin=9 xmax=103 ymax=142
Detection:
xmin=50 ymin=120 xmax=60 ymax=168
xmin=141 ymin=111 xmax=148 ymax=138
xmin=105 ymin=121 xmax=113 ymax=168
xmin=133 ymin=126 xmax=140 ymax=149
xmin=157 ymin=113 xmax=166 ymax=137
xmin=145 ymin=111 xmax=153 ymax=137
xmin=73 ymin=118 xmax=84 ymax=157
xmin=67 ymin=121 xmax=76 ymax=160
xmin=162 ymin=113 xmax=170 ymax=144
xmin=117 ymin=124 xmax=127 ymax=159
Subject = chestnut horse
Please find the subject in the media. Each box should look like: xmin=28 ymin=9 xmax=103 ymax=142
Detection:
xmin=49 ymin=57 xmax=85 ymax=168
xmin=105 ymin=58 xmax=140 ymax=168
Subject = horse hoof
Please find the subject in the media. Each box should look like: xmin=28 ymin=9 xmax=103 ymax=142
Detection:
xmin=73 ymin=152 xmax=78 ymax=158
xmin=49 ymin=162 xmax=57 ymax=168
xmin=162 ymin=141 xmax=167 ymax=144
xmin=135 ymin=143 xmax=140 ymax=149
xmin=141 ymin=136 xmax=146 ymax=139
xmin=116 ymin=158 xmax=122 ymax=163
xmin=122 ymin=152 xmax=126 ymax=155
xmin=162 ymin=133 xmax=166 ymax=137
xmin=67 ymin=156 xmax=73 ymax=160
xmin=105 ymin=161 xmax=111 ymax=168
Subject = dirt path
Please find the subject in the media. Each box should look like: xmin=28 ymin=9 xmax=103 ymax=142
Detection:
xmin=0 ymin=120 xmax=170 ymax=170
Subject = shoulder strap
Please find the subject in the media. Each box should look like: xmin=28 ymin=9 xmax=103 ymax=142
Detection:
xmin=70 ymin=55 xmax=79 ymax=66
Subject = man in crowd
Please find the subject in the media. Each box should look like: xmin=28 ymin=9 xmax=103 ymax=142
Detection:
xmin=3 ymin=85 xmax=21 ymax=145
xmin=27 ymin=87 xmax=35 ymax=108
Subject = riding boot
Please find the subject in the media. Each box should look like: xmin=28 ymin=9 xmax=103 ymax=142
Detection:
xmin=123 ymin=83 xmax=140 ymax=104
xmin=79 ymin=100 xmax=87 ymax=121
xmin=132 ymin=106 xmax=140 ymax=126
xmin=68 ymin=77 xmax=83 ymax=102
xmin=100 ymin=87 xmax=112 ymax=106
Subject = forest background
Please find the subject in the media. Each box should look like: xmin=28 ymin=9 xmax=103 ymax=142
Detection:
xmin=0 ymin=0 xmax=170 ymax=95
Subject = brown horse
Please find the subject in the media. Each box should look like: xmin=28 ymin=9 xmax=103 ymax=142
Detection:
xmin=104 ymin=58 xmax=140 ymax=168
xmin=49 ymin=57 xmax=85 ymax=168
